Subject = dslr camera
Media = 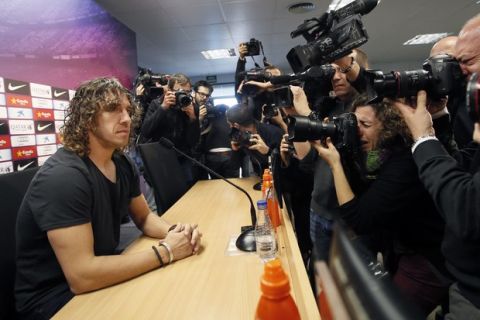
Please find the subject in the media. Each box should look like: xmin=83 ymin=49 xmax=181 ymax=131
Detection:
xmin=467 ymin=73 xmax=480 ymax=122
xmin=135 ymin=68 xmax=170 ymax=99
xmin=364 ymin=54 xmax=465 ymax=103
xmin=243 ymin=38 xmax=262 ymax=56
xmin=287 ymin=0 xmax=377 ymax=73
xmin=173 ymin=90 xmax=193 ymax=110
xmin=230 ymin=127 xmax=253 ymax=148
xmin=205 ymin=103 xmax=228 ymax=119
xmin=287 ymin=112 xmax=359 ymax=155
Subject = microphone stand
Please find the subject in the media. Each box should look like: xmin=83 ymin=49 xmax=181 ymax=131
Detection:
xmin=158 ymin=138 xmax=257 ymax=252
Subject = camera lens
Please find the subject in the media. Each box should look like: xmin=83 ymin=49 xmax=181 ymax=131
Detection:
xmin=467 ymin=73 xmax=480 ymax=122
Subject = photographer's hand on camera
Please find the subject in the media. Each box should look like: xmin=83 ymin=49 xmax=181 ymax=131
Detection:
xmin=161 ymin=90 xmax=176 ymax=110
xmin=290 ymin=85 xmax=311 ymax=116
xmin=393 ymin=90 xmax=436 ymax=142
xmin=280 ymin=134 xmax=293 ymax=166
xmin=135 ymin=83 xmax=145 ymax=97
xmin=238 ymin=43 xmax=248 ymax=60
xmin=248 ymin=133 xmax=270 ymax=155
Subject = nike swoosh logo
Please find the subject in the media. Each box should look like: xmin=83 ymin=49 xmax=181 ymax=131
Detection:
xmin=17 ymin=161 xmax=34 ymax=171
xmin=37 ymin=123 xmax=53 ymax=131
xmin=8 ymin=83 xmax=27 ymax=91
xmin=54 ymin=90 xmax=66 ymax=97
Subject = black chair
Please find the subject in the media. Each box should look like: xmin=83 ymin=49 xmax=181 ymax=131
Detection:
xmin=137 ymin=142 xmax=189 ymax=215
xmin=0 ymin=167 xmax=39 ymax=320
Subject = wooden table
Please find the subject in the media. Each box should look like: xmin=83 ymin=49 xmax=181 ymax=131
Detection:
xmin=53 ymin=178 xmax=320 ymax=320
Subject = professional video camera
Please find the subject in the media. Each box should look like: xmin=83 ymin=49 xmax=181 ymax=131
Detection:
xmin=239 ymin=67 xmax=273 ymax=96
xmin=230 ymin=127 xmax=253 ymax=147
xmin=287 ymin=112 xmax=359 ymax=155
xmin=287 ymin=0 xmax=377 ymax=73
xmin=173 ymin=90 xmax=193 ymax=110
xmin=135 ymin=68 xmax=170 ymax=99
xmin=243 ymin=38 xmax=263 ymax=56
xmin=467 ymin=73 xmax=480 ymax=122
xmin=364 ymin=54 xmax=465 ymax=103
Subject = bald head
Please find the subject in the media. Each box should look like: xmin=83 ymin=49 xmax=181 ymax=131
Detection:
xmin=455 ymin=14 xmax=480 ymax=75
xmin=430 ymin=36 xmax=458 ymax=57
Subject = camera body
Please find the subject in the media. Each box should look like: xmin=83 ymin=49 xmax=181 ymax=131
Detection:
xmin=466 ymin=73 xmax=480 ymax=122
xmin=244 ymin=38 xmax=262 ymax=56
xmin=205 ymin=103 xmax=227 ymax=119
xmin=288 ymin=15 xmax=368 ymax=73
xmin=136 ymin=69 xmax=170 ymax=99
xmin=230 ymin=127 xmax=253 ymax=147
xmin=271 ymin=86 xmax=293 ymax=108
xmin=288 ymin=112 xmax=359 ymax=155
xmin=365 ymin=54 xmax=465 ymax=103
xmin=173 ymin=90 xmax=193 ymax=110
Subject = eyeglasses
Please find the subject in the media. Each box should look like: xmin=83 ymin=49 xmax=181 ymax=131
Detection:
xmin=196 ymin=91 xmax=211 ymax=98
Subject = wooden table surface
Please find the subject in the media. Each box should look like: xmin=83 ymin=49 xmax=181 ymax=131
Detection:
xmin=53 ymin=177 xmax=320 ymax=320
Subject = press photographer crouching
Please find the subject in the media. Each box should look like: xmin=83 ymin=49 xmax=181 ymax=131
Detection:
xmin=226 ymin=104 xmax=283 ymax=180
xmin=140 ymin=73 xmax=200 ymax=186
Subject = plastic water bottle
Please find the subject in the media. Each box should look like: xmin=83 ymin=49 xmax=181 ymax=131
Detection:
xmin=255 ymin=200 xmax=276 ymax=262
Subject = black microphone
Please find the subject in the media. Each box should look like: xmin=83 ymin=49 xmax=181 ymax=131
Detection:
xmin=159 ymin=137 xmax=257 ymax=252
xmin=333 ymin=0 xmax=378 ymax=20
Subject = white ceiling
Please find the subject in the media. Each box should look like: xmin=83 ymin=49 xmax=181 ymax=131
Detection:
xmin=95 ymin=0 xmax=479 ymax=80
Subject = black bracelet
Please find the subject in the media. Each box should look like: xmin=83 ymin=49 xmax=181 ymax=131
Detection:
xmin=152 ymin=246 xmax=164 ymax=268
xmin=168 ymin=224 xmax=177 ymax=232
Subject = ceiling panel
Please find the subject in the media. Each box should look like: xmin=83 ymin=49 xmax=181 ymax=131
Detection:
xmin=163 ymin=3 xmax=225 ymax=27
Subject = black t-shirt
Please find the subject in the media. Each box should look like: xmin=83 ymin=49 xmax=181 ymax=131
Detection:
xmin=15 ymin=148 xmax=141 ymax=316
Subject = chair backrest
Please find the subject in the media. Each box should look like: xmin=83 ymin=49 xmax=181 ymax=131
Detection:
xmin=0 ymin=167 xmax=39 ymax=319
xmin=137 ymin=142 xmax=189 ymax=214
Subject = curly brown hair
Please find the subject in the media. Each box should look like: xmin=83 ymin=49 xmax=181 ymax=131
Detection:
xmin=351 ymin=94 xmax=412 ymax=149
xmin=61 ymin=77 xmax=141 ymax=156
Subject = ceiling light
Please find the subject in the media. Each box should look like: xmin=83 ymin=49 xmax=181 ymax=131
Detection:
xmin=201 ymin=49 xmax=236 ymax=60
xmin=288 ymin=2 xmax=315 ymax=14
xmin=403 ymin=33 xmax=451 ymax=45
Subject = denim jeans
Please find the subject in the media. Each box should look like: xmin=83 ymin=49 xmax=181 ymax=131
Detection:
xmin=310 ymin=209 xmax=334 ymax=262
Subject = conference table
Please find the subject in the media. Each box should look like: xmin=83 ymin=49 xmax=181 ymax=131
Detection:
xmin=53 ymin=177 xmax=320 ymax=320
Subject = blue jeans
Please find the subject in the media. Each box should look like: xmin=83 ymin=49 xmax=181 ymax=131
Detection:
xmin=310 ymin=209 xmax=334 ymax=262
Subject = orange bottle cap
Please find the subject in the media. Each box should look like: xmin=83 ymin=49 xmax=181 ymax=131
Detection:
xmin=260 ymin=259 xmax=291 ymax=298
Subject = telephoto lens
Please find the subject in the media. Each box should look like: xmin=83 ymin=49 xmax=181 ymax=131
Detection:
xmin=466 ymin=73 xmax=480 ymax=122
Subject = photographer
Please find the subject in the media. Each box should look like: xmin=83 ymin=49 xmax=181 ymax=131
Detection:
xmin=226 ymin=104 xmax=283 ymax=177
xmin=393 ymin=14 xmax=480 ymax=319
xmin=314 ymin=96 xmax=449 ymax=315
xmin=286 ymin=51 xmax=364 ymax=262
xmin=141 ymin=73 xmax=200 ymax=186
xmin=234 ymin=42 xmax=282 ymax=121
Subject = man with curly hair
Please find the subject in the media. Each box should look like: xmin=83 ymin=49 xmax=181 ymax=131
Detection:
xmin=15 ymin=77 xmax=202 ymax=319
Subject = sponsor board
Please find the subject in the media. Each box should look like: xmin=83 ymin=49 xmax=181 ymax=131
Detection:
xmin=36 ymin=144 xmax=57 ymax=157
xmin=0 ymin=148 xmax=12 ymax=161
xmin=53 ymin=99 xmax=69 ymax=110
xmin=33 ymin=109 xmax=54 ymax=121
xmin=0 ymin=93 xmax=5 ymax=106
xmin=0 ymin=106 xmax=7 ymax=119
xmin=0 ymin=77 xmax=4 ymax=93
xmin=9 ymin=120 xmax=35 ymax=135
xmin=6 ymin=93 xmax=32 ymax=108
xmin=14 ymin=158 xmax=38 ymax=172
xmin=35 ymin=121 xmax=55 ymax=134
xmin=32 ymin=97 xmax=53 ymax=109
xmin=0 ymin=161 xmax=14 ymax=174
xmin=52 ymin=87 xmax=69 ymax=100
xmin=0 ymin=119 xmax=9 ymax=134
xmin=36 ymin=134 xmax=56 ymax=145
xmin=69 ymin=90 xmax=76 ymax=101
xmin=11 ymin=135 xmax=36 ymax=147
xmin=30 ymin=82 xmax=52 ymax=99
xmin=8 ymin=107 xmax=33 ymax=119
xmin=12 ymin=146 xmax=37 ymax=160
xmin=37 ymin=155 xmax=51 ymax=166
xmin=5 ymin=79 xmax=30 ymax=95
xmin=54 ymin=109 xmax=66 ymax=120
xmin=54 ymin=121 xmax=64 ymax=133
xmin=0 ymin=135 xmax=11 ymax=148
